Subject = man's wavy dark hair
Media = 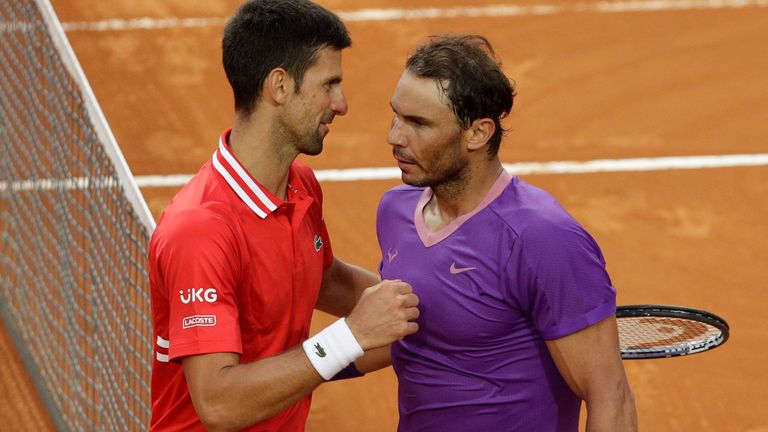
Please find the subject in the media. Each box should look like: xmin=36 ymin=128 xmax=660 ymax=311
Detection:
xmin=406 ymin=35 xmax=516 ymax=157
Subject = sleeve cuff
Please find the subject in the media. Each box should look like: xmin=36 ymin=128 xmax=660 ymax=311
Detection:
xmin=169 ymin=339 xmax=243 ymax=361
xmin=539 ymin=300 xmax=616 ymax=340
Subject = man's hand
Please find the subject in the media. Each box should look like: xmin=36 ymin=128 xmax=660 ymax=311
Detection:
xmin=345 ymin=280 xmax=419 ymax=350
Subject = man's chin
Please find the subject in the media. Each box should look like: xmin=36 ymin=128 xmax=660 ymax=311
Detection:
xmin=400 ymin=172 xmax=428 ymax=187
xmin=300 ymin=137 xmax=324 ymax=156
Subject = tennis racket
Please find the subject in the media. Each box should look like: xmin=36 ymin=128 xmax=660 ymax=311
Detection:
xmin=617 ymin=305 xmax=729 ymax=359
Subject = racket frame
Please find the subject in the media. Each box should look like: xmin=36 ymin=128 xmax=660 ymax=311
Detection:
xmin=616 ymin=304 xmax=729 ymax=359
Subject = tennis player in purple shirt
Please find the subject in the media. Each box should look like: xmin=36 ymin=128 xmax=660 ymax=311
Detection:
xmin=375 ymin=35 xmax=638 ymax=431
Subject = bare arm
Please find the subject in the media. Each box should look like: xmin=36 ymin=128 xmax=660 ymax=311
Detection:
xmin=354 ymin=345 xmax=392 ymax=373
xmin=315 ymin=257 xmax=395 ymax=374
xmin=183 ymin=279 xmax=418 ymax=430
xmin=182 ymin=349 xmax=322 ymax=431
xmin=545 ymin=315 xmax=638 ymax=432
xmin=315 ymin=257 xmax=380 ymax=317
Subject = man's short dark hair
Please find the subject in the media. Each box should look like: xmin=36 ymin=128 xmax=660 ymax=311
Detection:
xmin=222 ymin=0 xmax=351 ymax=114
xmin=406 ymin=35 xmax=515 ymax=157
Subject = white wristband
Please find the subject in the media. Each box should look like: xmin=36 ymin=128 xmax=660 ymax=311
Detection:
xmin=302 ymin=318 xmax=364 ymax=380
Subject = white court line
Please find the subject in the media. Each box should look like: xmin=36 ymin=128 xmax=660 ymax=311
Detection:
xmin=57 ymin=0 xmax=768 ymax=32
xmin=126 ymin=154 xmax=768 ymax=187
xmin=3 ymin=154 xmax=767 ymax=191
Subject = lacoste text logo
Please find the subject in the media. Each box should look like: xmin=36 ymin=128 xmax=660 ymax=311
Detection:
xmin=314 ymin=235 xmax=323 ymax=252
xmin=314 ymin=342 xmax=326 ymax=358
xmin=387 ymin=248 xmax=398 ymax=263
xmin=182 ymin=315 xmax=217 ymax=329
xmin=449 ymin=262 xmax=477 ymax=275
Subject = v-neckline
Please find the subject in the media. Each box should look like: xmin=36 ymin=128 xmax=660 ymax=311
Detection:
xmin=414 ymin=170 xmax=513 ymax=247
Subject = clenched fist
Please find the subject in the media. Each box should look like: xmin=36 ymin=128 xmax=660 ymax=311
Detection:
xmin=345 ymin=280 xmax=420 ymax=350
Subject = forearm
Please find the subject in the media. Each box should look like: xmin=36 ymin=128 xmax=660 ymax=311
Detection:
xmin=585 ymin=382 xmax=638 ymax=432
xmin=316 ymin=258 xmax=380 ymax=316
xmin=185 ymin=349 xmax=323 ymax=431
xmin=354 ymin=345 xmax=392 ymax=373
xmin=185 ymin=279 xmax=419 ymax=430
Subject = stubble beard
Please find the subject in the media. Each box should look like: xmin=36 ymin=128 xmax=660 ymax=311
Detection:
xmin=276 ymin=114 xmax=325 ymax=157
xmin=295 ymin=111 xmax=333 ymax=156
xmin=298 ymin=130 xmax=324 ymax=156
xmin=402 ymin=132 xmax=470 ymax=199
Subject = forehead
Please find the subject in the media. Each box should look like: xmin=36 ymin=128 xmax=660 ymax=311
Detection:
xmin=391 ymin=71 xmax=452 ymax=116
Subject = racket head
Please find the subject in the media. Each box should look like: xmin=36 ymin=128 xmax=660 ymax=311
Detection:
xmin=616 ymin=304 xmax=729 ymax=359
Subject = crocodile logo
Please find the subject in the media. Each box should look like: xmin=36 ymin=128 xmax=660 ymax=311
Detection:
xmin=314 ymin=342 xmax=326 ymax=358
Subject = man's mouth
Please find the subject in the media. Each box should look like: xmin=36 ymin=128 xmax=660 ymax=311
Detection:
xmin=393 ymin=151 xmax=416 ymax=165
xmin=319 ymin=117 xmax=333 ymax=134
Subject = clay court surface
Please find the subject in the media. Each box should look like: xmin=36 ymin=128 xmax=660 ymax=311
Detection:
xmin=3 ymin=0 xmax=768 ymax=430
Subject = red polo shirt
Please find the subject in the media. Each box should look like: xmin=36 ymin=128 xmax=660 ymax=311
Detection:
xmin=148 ymin=129 xmax=333 ymax=431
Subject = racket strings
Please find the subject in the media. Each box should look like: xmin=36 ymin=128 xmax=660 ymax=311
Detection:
xmin=617 ymin=316 xmax=722 ymax=351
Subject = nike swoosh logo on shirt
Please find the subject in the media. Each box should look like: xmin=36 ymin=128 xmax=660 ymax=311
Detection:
xmin=450 ymin=262 xmax=477 ymax=274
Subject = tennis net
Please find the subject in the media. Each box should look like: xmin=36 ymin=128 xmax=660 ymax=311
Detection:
xmin=0 ymin=0 xmax=154 ymax=430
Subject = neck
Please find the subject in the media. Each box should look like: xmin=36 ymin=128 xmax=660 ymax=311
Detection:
xmin=426 ymin=158 xmax=504 ymax=225
xmin=228 ymin=111 xmax=297 ymax=200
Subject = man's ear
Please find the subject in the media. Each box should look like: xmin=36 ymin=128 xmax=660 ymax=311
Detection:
xmin=465 ymin=118 xmax=496 ymax=151
xmin=264 ymin=67 xmax=291 ymax=105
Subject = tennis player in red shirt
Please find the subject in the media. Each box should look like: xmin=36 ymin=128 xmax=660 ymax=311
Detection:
xmin=148 ymin=1 xmax=419 ymax=430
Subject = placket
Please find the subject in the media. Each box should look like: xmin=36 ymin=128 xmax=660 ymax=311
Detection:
xmin=289 ymin=188 xmax=313 ymax=271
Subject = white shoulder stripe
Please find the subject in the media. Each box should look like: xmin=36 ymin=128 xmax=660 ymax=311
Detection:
xmin=156 ymin=352 xmax=169 ymax=362
xmin=217 ymin=139 xmax=277 ymax=211
xmin=212 ymin=150 xmax=268 ymax=218
xmin=156 ymin=335 xmax=169 ymax=348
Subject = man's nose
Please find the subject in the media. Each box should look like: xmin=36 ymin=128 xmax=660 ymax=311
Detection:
xmin=331 ymin=89 xmax=348 ymax=116
xmin=387 ymin=117 xmax=404 ymax=146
